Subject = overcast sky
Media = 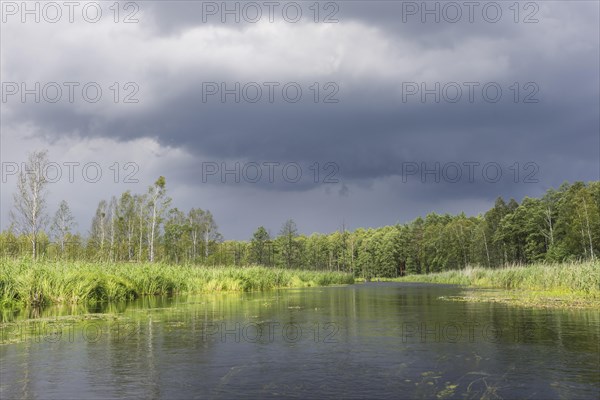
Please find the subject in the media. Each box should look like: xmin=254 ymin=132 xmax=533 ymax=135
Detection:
xmin=1 ymin=0 xmax=598 ymax=240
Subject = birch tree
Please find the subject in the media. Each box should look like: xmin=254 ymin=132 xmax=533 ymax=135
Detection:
xmin=10 ymin=150 xmax=50 ymax=259
xmin=50 ymin=200 xmax=76 ymax=254
xmin=146 ymin=176 xmax=171 ymax=262
xmin=188 ymin=208 xmax=205 ymax=261
xmin=135 ymin=193 xmax=147 ymax=262
xmin=117 ymin=191 xmax=136 ymax=261
xmin=108 ymin=196 xmax=117 ymax=261
xmin=90 ymin=200 xmax=108 ymax=255
xmin=201 ymin=210 xmax=221 ymax=259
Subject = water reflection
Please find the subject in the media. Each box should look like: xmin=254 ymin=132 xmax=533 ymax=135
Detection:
xmin=1 ymin=283 xmax=599 ymax=399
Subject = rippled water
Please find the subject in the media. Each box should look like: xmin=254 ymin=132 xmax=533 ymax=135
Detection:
xmin=1 ymin=283 xmax=599 ymax=399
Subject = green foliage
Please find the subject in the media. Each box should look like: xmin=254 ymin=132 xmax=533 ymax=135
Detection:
xmin=249 ymin=226 xmax=271 ymax=265
xmin=0 ymin=259 xmax=354 ymax=307
xmin=1 ymin=181 xmax=598 ymax=278
xmin=396 ymin=261 xmax=600 ymax=298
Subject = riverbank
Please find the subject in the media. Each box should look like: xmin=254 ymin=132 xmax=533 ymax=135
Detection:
xmin=395 ymin=261 xmax=600 ymax=308
xmin=0 ymin=259 xmax=354 ymax=307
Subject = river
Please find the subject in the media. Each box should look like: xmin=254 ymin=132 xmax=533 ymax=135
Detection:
xmin=1 ymin=282 xmax=599 ymax=399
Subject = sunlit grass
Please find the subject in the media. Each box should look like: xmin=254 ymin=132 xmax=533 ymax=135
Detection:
xmin=395 ymin=261 xmax=600 ymax=306
xmin=398 ymin=261 xmax=599 ymax=293
xmin=0 ymin=259 xmax=354 ymax=307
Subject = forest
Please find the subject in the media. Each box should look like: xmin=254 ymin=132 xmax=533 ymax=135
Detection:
xmin=1 ymin=151 xmax=599 ymax=278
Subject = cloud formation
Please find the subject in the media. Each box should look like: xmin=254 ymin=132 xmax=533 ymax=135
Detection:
xmin=1 ymin=1 xmax=598 ymax=239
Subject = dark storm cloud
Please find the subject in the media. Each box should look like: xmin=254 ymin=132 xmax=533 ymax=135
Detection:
xmin=1 ymin=0 xmax=598 ymax=234
xmin=4 ymin=67 xmax=597 ymax=198
xmin=141 ymin=1 xmax=573 ymax=39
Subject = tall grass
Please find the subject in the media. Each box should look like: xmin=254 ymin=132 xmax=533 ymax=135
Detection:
xmin=398 ymin=261 xmax=600 ymax=297
xmin=0 ymin=259 xmax=354 ymax=307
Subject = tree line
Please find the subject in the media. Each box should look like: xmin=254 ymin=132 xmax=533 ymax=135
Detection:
xmin=1 ymin=150 xmax=598 ymax=277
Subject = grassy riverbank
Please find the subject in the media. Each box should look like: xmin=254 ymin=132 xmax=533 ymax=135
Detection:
xmin=396 ymin=261 xmax=600 ymax=308
xmin=0 ymin=259 xmax=354 ymax=307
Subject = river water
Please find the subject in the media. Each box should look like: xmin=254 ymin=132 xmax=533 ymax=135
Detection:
xmin=1 ymin=282 xmax=599 ymax=399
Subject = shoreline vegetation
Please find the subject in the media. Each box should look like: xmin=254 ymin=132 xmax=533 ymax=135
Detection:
xmin=1 ymin=258 xmax=598 ymax=310
xmin=0 ymin=259 xmax=354 ymax=308
xmin=3 ymin=157 xmax=599 ymax=281
xmin=393 ymin=261 xmax=600 ymax=308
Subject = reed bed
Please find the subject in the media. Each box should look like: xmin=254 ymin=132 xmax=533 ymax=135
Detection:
xmin=0 ymin=259 xmax=354 ymax=307
xmin=397 ymin=261 xmax=600 ymax=298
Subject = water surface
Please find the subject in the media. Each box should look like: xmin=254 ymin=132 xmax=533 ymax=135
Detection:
xmin=1 ymin=283 xmax=599 ymax=399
